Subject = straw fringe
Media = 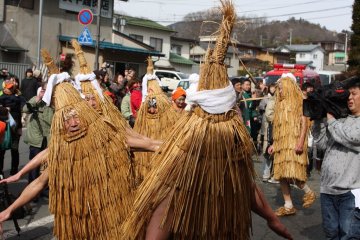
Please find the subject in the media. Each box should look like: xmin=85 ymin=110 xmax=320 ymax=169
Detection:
xmin=198 ymin=0 xmax=235 ymax=91
xmin=48 ymin=83 xmax=134 ymax=239
xmin=273 ymin=77 xmax=308 ymax=182
xmin=71 ymin=39 xmax=92 ymax=74
xmin=146 ymin=56 xmax=154 ymax=75
xmin=147 ymin=78 xmax=163 ymax=95
xmin=122 ymin=107 xmax=255 ymax=239
xmin=71 ymin=40 xmax=130 ymax=134
xmin=40 ymin=49 xmax=60 ymax=76
xmin=122 ymin=1 xmax=255 ymax=239
xmin=81 ymin=81 xmax=130 ymax=132
xmin=133 ymin=91 xmax=178 ymax=184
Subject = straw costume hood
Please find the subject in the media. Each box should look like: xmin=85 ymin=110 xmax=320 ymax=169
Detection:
xmin=71 ymin=39 xmax=129 ymax=134
xmin=41 ymin=49 xmax=134 ymax=239
xmin=133 ymin=56 xmax=178 ymax=184
xmin=121 ymin=1 xmax=255 ymax=239
xmin=273 ymin=74 xmax=309 ymax=181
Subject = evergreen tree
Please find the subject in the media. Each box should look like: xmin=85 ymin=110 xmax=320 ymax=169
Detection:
xmin=348 ymin=0 xmax=360 ymax=74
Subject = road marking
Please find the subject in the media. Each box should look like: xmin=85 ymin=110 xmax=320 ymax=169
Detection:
xmin=3 ymin=215 xmax=54 ymax=238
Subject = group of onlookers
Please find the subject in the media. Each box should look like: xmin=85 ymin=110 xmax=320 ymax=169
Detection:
xmin=232 ymin=75 xmax=360 ymax=239
xmin=96 ymin=67 xmax=187 ymax=127
xmin=0 ymin=67 xmax=52 ymax=197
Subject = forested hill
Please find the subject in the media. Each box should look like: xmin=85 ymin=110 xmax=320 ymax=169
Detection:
xmin=169 ymin=16 xmax=344 ymax=47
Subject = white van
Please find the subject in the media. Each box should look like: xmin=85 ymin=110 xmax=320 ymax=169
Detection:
xmin=317 ymin=70 xmax=342 ymax=85
xmin=154 ymin=70 xmax=189 ymax=91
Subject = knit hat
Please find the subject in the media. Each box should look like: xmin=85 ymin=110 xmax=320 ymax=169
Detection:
xmin=172 ymin=87 xmax=186 ymax=101
xmin=4 ymin=83 xmax=14 ymax=89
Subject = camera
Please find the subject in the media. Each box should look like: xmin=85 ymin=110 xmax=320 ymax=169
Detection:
xmin=101 ymin=62 xmax=113 ymax=69
xmin=26 ymin=102 xmax=42 ymax=115
xmin=303 ymin=82 xmax=350 ymax=120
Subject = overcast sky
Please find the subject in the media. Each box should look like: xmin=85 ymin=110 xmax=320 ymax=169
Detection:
xmin=114 ymin=0 xmax=353 ymax=33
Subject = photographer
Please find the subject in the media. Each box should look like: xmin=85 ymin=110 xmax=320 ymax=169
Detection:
xmin=22 ymin=82 xmax=53 ymax=187
xmin=313 ymin=77 xmax=360 ymax=239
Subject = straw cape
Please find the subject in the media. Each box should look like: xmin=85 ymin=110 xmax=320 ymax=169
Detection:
xmin=41 ymin=50 xmax=134 ymax=239
xmin=121 ymin=1 xmax=255 ymax=239
xmin=71 ymin=39 xmax=129 ymax=134
xmin=133 ymin=56 xmax=178 ymax=184
xmin=273 ymin=76 xmax=308 ymax=182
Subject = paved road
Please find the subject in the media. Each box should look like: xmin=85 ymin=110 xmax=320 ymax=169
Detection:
xmin=0 ymin=131 xmax=325 ymax=239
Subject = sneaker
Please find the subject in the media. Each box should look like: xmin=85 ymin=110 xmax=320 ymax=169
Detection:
xmin=267 ymin=178 xmax=279 ymax=184
xmin=303 ymin=191 xmax=316 ymax=208
xmin=262 ymin=175 xmax=270 ymax=182
xmin=275 ymin=206 xmax=296 ymax=217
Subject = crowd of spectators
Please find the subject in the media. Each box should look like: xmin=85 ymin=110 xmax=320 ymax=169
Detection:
xmin=231 ymin=74 xmax=360 ymax=239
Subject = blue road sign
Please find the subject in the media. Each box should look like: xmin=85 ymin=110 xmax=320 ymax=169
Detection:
xmin=78 ymin=26 xmax=93 ymax=45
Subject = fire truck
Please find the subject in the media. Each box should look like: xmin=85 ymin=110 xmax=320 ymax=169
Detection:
xmin=264 ymin=64 xmax=321 ymax=88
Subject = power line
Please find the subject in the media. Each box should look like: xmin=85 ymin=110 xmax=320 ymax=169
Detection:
xmin=236 ymin=0 xmax=339 ymax=14
xmin=306 ymin=12 xmax=351 ymax=21
xmin=152 ymin=5 xmax=352 ymax=23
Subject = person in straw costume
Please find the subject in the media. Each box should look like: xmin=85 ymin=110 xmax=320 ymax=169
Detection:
xmin=70 ymin=39 xmax=161 ymax=152
xmin=121 ymin=1 xmax=292 ymax=239
xmin=0 ymin=50 xmax=139 ymax=239
xmin=0 ymin=47 xmax=162 ymax=191
xmin=268 ymin=73 xmax=316 ymax=217
xmin=133 ymin=56 xmax=178 ymax=184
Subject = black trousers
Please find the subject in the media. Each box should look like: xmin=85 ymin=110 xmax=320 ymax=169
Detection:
xmin=0 ymin=130 xmax=20 ymax=175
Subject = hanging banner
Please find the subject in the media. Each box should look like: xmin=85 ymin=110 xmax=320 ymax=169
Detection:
xmin=59 ymin=0 xmax=113 ymax=19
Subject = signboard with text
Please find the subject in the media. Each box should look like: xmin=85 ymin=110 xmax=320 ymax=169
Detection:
xmin=59 ymin=0 xmax=113 ymax=19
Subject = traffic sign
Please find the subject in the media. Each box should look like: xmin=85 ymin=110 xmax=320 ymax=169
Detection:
xmin=78 ymin=26 xmax=93 ymax=45
xmin=78 ymin=9 xmax=93 ymax=25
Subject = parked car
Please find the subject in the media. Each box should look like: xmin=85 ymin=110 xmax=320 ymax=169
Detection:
xmin=177 ymin=79 xmax=190 ymax=90
xmin=154 ymin=70 xmax=189 ymax=91
xmin=264 ymin=64 xmax=321 ymax=88
xmin=317 ymin=70 xmax=342 ymax=85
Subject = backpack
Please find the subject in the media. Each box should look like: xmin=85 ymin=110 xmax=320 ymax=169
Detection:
xmin=0 ymin=123 xmax=12 ymax=150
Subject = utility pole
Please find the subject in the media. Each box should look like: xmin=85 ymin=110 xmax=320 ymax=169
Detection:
xmin=36 ymin=0 xmax=44 ymax=67
xmin=344 ymin=32 xmax=348 ymax=72
xmin=289 ymin=29 xmax=293 ymax=46
xmin=260 ymin=34 xmax=263 ymax=47
xmin=94 ymin=0 xmax=101 ymax=70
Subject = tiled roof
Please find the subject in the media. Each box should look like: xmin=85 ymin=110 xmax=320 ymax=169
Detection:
xmin=121 ymin=16 xmax=175 ymax=32
xmin=169 ymin=53 xmax=197 ymax=65
xmin=282 ymin=44 xmax=324 ymax=52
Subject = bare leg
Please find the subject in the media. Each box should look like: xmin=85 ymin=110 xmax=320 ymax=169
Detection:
xmin=280 ymin=179 xmax=292 ymax=204
xmin=145 ymin=195 xmax=172 ymax=240
xmin=294 ymin=180 xmax=305 ymax=189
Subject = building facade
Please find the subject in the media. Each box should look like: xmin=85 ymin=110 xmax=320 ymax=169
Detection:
xmin=277 ymin=44 xmax=325 ymax=71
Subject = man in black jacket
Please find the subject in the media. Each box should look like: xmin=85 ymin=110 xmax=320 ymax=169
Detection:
xmin=0 ymin=83 xmax=25 ymax=175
